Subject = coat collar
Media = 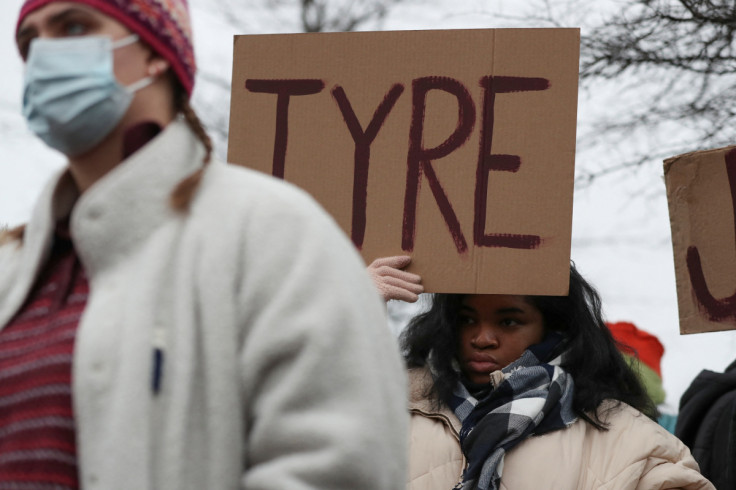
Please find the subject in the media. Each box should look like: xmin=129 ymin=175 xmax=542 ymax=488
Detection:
xmin=66 ymin=118 xmax=204 ymax=277
xmin=408 ymin=366 xmax=462 ymax=436
xmin=0 ymin=119 xmax=204 ymax=328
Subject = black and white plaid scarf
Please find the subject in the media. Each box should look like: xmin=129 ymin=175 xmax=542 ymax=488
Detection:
xmin=449 ymin=332 xmax=577 ymax=490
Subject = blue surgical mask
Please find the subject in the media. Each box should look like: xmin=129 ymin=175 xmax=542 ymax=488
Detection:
xmin=22 ymin=35 xmax=153 ymax=157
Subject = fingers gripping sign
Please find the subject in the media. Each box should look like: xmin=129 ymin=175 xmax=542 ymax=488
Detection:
xmin=367 ymin=255 xmax=424 ymax=303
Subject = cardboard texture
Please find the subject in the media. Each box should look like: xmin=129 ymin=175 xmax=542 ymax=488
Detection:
xmin=228 ymin=28 xmax=580 ymax=294
xmin=665 ymin=146 xmax=736 ymax=334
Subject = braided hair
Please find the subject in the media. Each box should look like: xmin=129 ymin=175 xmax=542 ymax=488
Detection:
xmin=169 ymin=83 xmax=214 ymax=211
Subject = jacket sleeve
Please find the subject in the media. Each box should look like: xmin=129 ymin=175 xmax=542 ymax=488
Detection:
xmin=232 ymin=176 xmax=408 ymax=489
xmin=635 ymin=457 xmax=714 ymax=490
xmin=604 ymin=405 xmax=715 ymax=490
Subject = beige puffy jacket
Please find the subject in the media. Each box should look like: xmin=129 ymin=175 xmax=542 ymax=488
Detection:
xmin=407 ymin=367 xmax=714 ymax=490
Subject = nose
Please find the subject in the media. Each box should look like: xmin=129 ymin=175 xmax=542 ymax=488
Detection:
xmin=470 ymin=324 xmax=498 ymax=349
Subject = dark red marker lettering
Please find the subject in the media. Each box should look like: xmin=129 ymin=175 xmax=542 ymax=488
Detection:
xmin=402 ymin=77 xmax=476 ymax=253
xmin=332 ymin=84 xmax=404 ymax=249
xmin=686 ymin=147 xmax=736 ymax=322
xmin=474 ymin=76 xmax=550 ymax=248
xmin=245 ymin=79 xmax=325 ymax=178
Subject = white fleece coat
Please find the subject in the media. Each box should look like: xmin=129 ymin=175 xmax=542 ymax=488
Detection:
xmin=0 ymin=120 xmax=408 ymax=489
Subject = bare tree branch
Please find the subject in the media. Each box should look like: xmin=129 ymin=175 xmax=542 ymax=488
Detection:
xmin=195 ymin=0 xmax=417 ymax=159
xmin=516 ymin=0 xmax=736 ymax=184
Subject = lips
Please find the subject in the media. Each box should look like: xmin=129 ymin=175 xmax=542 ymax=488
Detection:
xmin=466 ymin=357 xmax=501 ymax=374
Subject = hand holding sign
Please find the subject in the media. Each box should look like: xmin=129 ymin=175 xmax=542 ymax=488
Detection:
xmin=367 ymin=255 xmax=424 ymax=303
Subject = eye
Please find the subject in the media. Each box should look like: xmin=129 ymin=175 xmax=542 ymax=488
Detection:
xmin=18 ymin=40 xmax=31 ymax=60
xmin=499 ymin=318 xmax=520 ymax=328
xmin=16 ymin=29 xmax=35 ymax=60
xmin=63 ymin=21 xmax=88 ymax=36
xmin=458 ymin=314 xmax=476 ymax=327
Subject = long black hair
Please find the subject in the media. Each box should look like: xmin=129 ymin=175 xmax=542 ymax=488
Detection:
xmin=399 ymin=262 xmax=657 ymax=429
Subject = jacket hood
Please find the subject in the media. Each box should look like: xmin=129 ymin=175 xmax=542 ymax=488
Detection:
xmin=676 ymin=361 xmax=736 ymax=446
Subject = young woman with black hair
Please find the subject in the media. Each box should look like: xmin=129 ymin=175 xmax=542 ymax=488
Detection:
xmin=371 ymin=257 xmax=712 ymax=489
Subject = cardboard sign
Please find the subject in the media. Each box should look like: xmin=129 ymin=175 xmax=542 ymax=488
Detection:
xmin=665 ymin=146 xmax=736 ymax=334
xmin=228 ymin=28 xmax=580 ymax=294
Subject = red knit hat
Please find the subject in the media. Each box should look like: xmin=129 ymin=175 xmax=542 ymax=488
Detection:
xmin=607 ymin=321 xmax=665 ymax=378
xmin=16 ymin=0 xmax=196 ymax=97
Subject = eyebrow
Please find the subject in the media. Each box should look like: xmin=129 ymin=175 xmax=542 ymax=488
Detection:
xmin=495 ymin=307 xmax=525 ymax=315
xmin=17 ymin=8 xmax=90 ymax=44
xmin=459 ymin=305 xmax=526 ymax=315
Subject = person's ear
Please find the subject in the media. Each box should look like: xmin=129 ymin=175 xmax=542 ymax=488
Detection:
xmin=147 ymin=55 xmax=170 ymax=78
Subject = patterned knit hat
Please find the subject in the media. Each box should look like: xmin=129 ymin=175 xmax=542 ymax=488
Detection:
xmin=17 ymin=0 xmax=196 ymax=97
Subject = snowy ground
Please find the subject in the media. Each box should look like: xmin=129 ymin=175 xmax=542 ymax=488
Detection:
xmin=3 ymin=0 xmax=736 ymax=411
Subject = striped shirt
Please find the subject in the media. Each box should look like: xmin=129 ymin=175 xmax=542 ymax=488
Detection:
xmin=0 ymin=224 xmax=87 ymax=489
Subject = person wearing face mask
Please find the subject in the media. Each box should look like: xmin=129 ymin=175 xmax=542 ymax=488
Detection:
xmin=368 ymin=257 xmax=712 ymax=489
xmin=0 ymin=2 xmax=408 ymax=489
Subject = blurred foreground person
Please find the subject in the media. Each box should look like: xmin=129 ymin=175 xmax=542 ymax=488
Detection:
xmin=677 ymin=359 xmax=736 ymax=489
xmin=371 ymin=257 xmax=712 ymax=489
xmin=0 ymin=1 xmax=408 ymax=488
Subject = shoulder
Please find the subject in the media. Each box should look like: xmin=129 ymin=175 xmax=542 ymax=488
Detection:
xmin=502 ymin=402 xmax=713 ymax=489
xmin=597 ymin=403 xmax=713 ymax=488
xmin=408 ymin=411 xmax=464 ymax=490
xmin=197 ymin=161 xmax=325 ymax=218
xmin=407 ymin=367 xmax=463 ymax=436
xmin=190 ymin=160 xmax=350 ymax=258
xmin=189 ymin=161 xmax=384 ymax=325
xmin=408 ymin=367 xmax=434 ymax=405
xmin=595 ymin=401 xmax=684 ymax=451
xmin=677 ymin=366 xmax=736 ymax=442
xmin=676 ymin=370 xmax=736 ymax=487
xmin=407 ymin=367 xmax=464 ymax=490
xmin=585 ymin=402 xmax=700 ymax=472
